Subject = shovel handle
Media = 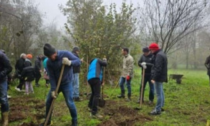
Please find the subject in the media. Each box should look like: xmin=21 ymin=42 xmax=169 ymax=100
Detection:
xmin=44 ymin=65 xmax=65 ymax=126
xmin=140 ymin=68 xmax=145 ymax=108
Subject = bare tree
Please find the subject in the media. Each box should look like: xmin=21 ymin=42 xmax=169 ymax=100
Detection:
xmin=139 ymin=0 xmax=209 ymax=54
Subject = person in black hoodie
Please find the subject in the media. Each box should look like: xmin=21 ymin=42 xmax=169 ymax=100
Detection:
xmin=15 ymin=53 xmax=26 ymax=91
xmin=138 ymin=47 xmax=154 ymax=104
xmin=204 ymin=55 xmax=210 ymax=86
xmin=148 ymin=43 xmax=168 ymax=115
xmin=72 ymin=47 xmax=83 ymax=101
xmin=0 ymin=50 xmax=12 ymax=126
xmin=34 ymin=55 xmax=42 ymax=87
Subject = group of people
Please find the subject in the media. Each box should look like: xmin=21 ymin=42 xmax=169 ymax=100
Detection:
xmin=0 ymin=42 xmax=168 ymax=126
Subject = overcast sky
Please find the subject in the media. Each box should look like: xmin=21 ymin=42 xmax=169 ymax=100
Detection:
xmin=34 ymin=0 xmax=140 ymax=29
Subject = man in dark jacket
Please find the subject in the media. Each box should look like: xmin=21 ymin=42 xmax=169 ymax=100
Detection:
xmin=15 ymin=53 xmax=26 ymax=91
xmin=205 ymin=55 xmax=210 ymax=86
xmin=40 ymin=43 xmax=81 ymax=126
xmin=87 ymin=58 xmax=107 ymax=119
xmin=72 ymin=47 xmax=82 ymax=101
xmin=0 ymin=50 xmax=12 ymax=126
xmin=148 ymin=43 xmax=168 ymax=115
xmin=138 ymin=47 xmax=154 ymax=104
xmin=34 ymin=55 xmax=42 ymax=87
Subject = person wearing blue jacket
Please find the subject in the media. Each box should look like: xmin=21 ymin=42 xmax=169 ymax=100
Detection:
xmin=87 ymin=58 xmax=107 ymax=119
xmin=40 ymin=43 xmax=81 ymax=126
xmin=0 ymin=50 xmax=12 ymax=126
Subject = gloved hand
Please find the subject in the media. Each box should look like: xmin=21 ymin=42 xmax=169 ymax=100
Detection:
xmin=51 ymin=91 xmax=57 ymax=99
xmin=141 ymin=62 xmax=147 ymax=69
xmin=62 ymin=57 xmax=72 ymax=66
xmin=126 ymin=76 xmax=131 ymax=81
xmin=103 ymin=57 xmax=107 ymax=62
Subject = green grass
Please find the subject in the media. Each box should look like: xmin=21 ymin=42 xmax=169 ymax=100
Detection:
xmin=8 ymin=68 xmax=210 ymax=126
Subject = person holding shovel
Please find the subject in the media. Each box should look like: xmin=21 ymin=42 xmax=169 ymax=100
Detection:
xmin=87 ymin=57 xmax=107 ymax=119
xmin=0 ymin=50 xmax=12 ymax=126
xmin=204 ymin=55 xmax=210 ymax=85
xmin=148 ymin=43 xmax=168 ymax=115
xmin=138 ymin=47 xmax=154 ymax=105
xmin=40 ymin=43 xmax=81 ymax=126
xmin=118 ymin=48 xmax=134 ymax=101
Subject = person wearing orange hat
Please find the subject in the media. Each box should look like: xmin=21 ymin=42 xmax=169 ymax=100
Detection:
xmin=26 ymin=54 xmax=33 ymax=59
xmin=148 ymin=43 xmax=168 ymax=115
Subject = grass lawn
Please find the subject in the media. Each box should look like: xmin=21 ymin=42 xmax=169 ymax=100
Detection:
xmin=7 ymin=68 xmax=210 ymax=126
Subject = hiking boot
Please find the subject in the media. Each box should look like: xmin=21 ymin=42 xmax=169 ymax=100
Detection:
xmin=74 ymin=97 xmax=81 ymax=102
xmin=72 ymin=120 xmax=77 ymax=126
xmin=7 ymin=95 xmax=11 ymax=99
xmin=15 ymin=87 xmax=20 ymax=92
xmin=149 ymin=100 xmax=153 ymax=105
xmin=39 ymin=122 xmax=51 ymax=126
xmin=149 ymin=109 xmax=161 ymax=115
xmin=91 ymin=113 xmax=103 ymax=119
xmin=2 ymin=112 xmax=8 ymax=126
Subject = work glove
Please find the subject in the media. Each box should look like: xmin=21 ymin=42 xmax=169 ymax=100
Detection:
xmin=103 ymin=57 xmax=107 ymax=62
xmin=62 ymin=57 xmax=72 ymax=66
xmin=126 ymin=76 xmax=131 ymax=81
xmin=141 ymin=62 xmax=147 ymax=69
xmin=51 ymin=91 xmax=57 ymax=99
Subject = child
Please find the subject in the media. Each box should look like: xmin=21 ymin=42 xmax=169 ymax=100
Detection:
xmin=21 ymin=66 xmax=35 ymax=95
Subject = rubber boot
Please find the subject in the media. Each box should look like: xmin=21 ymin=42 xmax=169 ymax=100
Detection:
xmin=72 ymin=120 xmax=78 ymax=126
xmin=117 ymin=90 xmax=125 ymax=98
xmin=127 ymin=93 xmax=131 ymax=102
xmin=2 ymin=112 xmax=9 ymax=126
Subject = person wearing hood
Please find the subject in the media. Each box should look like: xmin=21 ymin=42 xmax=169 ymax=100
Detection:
xmin=34 ymin=55 xmax=42 ymax=87
xmin=148 ymin=43 xmax=168 ymax=115
xmin=138 ymin=47 xmax=154 ymax=104
xmin=15 ymin=53 xmax=26 ymax=91
xmin=72 ymin=47 xmax=83 ymax=101
xmin=0 ymin=50 xmax=12 ymax=126
xmin=40 ymin=43 xmax=81 ymax=126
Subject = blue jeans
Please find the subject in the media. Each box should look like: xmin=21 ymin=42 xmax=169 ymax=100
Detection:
xmin=73 ymin=73 xmax=79 ymax=98
xmin=119 ymin=77 xmax=132 ymax=96
xmin=140 ymin=75 xmax=154 ymax=101
xmin=45 ymin=82 xmax=77 ymax=123
xmin=155 ymin=82 xmax=165 ymax=112
xmin=0 ymin=80 xmax=9 ymax=113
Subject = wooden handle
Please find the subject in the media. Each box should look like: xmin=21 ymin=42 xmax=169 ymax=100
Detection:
xmin=140 ymin=69 xmax=145 ymax=108
xmin=44 ymin=65 xmax=65 ymax=126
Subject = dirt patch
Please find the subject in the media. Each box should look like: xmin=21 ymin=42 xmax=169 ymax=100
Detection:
xmin=99 ymin=100 xmax=153 ymax=126
xmin=19 ymin=122 xmax=37 ymax=126
xmin=10 ymin=111 xmax=27 ymax=122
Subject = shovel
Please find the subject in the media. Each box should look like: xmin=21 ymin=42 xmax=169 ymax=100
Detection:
xmin=135 ymin=68 xmax=145 ymax=110
xmin=44 ymin=65 xmax=65 ymax=126
xmin=98 ymin=68 xmax=106 ymax=108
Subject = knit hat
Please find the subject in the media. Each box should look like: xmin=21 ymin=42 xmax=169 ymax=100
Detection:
xmin=149 ymin=43 xmax=159 ymax=51
xmin=72 ymin=47 xmax=79 ymax=53
xmin=43 ymin=43 xmax=56 ymax=57
xmin=26 ymin=54 xmax=33 ymax=59
xmin=142 ymin=47 xmax=150 ymax=52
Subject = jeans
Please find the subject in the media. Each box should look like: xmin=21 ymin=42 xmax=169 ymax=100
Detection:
xmin=154 ymin=82 xmax=164 ymax=112
xmin=45 ymin=82 xmax=77 ymax=123
xmin=140 ymin=75 xmax=154 ymax=101
xmin=25 ymin=81 xmax=34 ymax=94
xmin=88 ymin=78 xmax=101 ymax=115
xmin=0 ymin=80 xmax=9 ymax=113
xmin=35 ymin=71 xmax=41 ymax=84
xmin=73 ymin=73 xmax=80 ymax=98
xmin=17 ymin=78 xmax=24 ymax=90
xmin=119 ymin=77 xmax=132 ymax=96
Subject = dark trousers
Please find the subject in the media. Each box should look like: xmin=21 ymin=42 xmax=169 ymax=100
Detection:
xmin=35 ymin=71 xmax=41 ymax=84
xmin=17 ymin=78 xmax=24 ymax=90
xmin=140 ymin=74 xmax=154 ymax=102
xmin=88 ymin=78 xmax=101 ymax=115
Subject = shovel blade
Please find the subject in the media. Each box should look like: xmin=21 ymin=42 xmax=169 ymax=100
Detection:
xmin=98 ymin=99 xmax=106 ymax=108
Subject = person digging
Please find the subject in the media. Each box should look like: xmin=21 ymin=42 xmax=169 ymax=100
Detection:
xmin=138 ymin=47 xmax=154 ymax=105
xmin=0 ymin=50 xmax=13 ymax=126
xmin=40 ymin=43 xmax=81 ymax=126
xmin=87 ymin=57 xmax=107 ymax=119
